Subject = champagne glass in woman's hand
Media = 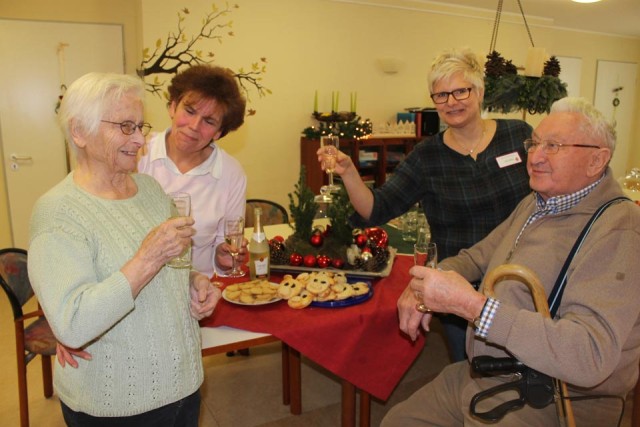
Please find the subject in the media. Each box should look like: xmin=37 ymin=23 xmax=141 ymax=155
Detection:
xmin=167 ymin=192 xmax=192 ymax=268
xmin=224 ymin=216 xmax=246 ymax=278
xmin=320 ymin=135 xmax=340 ymax=192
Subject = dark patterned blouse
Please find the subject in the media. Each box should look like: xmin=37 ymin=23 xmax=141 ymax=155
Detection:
xmin=352 ymin=119 xmax=532 ymax=260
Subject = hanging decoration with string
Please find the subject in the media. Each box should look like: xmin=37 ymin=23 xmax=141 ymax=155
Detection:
xmin=483 ymin=0 xmax=568 ymax=116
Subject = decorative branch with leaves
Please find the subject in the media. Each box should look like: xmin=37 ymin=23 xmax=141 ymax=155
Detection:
xmin=137 ymin=2 xmax=271 ymax=113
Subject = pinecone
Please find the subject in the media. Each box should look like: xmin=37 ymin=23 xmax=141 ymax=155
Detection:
xmin=269 ymin=241 xmax=288 ymax=265
xmin=504 ymin=60 xmax=518 ymax=75
xmin=543 ymin=56 xmax=561 ymax=77
xmin=485 ymin=51 xmax=506 ymax=78
xmin=351 ymin=257 xmax=365 ymax=271
xmin=372 ymin=248 xmax=390 ymax=272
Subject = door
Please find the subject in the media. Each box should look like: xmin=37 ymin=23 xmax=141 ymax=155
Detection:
xmin=594 ymin=60 xmax=638 ymax=180
xmin=0 ymin=19 xmax=124 ymax=248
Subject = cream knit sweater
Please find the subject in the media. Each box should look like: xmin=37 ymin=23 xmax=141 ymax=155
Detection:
xmin=29 ymin=173 xmax=202 ymax=416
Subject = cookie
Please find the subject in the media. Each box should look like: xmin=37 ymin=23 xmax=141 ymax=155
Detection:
xmin=288 ymin=290 xmax=313 ymax=309
xmin=307 ymin=273 xmax=333 ymax=295
xmin=277 ymin=277 xmax=304 ymax=299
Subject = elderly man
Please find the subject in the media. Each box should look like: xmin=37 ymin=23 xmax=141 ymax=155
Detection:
xmin=383 ymin=97 xmax=640 ymax=426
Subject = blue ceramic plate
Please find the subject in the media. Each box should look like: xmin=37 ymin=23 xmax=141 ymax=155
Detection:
xmin=310 ymin=281 xmax=373 ymax=308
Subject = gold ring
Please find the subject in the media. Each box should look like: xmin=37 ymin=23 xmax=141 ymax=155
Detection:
xmin=415 ymin=303 xmax=433 ymax=313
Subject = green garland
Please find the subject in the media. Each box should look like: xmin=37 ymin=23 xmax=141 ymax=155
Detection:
xmin=302 ymin=116 xmax=372 ymax=140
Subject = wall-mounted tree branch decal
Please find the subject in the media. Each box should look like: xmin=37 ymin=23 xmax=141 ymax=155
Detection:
xmin=137 ymin=2 xmax=270 ymax=115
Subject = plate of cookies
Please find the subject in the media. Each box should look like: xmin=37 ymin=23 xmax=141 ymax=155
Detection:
xmin=275 ymin=271 xmax=372 ymax=309
xmin=222 ymin=280 xmax=282 ymax=306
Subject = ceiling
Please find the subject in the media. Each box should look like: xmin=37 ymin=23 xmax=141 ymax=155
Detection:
xmin=435 ymin=0 xmax=640 ymax=39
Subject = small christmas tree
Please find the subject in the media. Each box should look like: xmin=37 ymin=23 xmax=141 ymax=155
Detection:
xmin=287 ymin=166 xmax=317 ymax=241
xmin=327 ymin=186 xmax=354 ymax=246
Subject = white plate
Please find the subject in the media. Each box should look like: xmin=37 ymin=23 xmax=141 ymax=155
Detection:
xmin=222 ymin=282 xmax=282 ymax=306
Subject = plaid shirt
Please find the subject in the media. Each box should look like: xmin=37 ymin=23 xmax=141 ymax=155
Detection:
xmin=514 ymin=173 xmax=605 ymax=248
xmin=352 ymin=119 xmax=532 ymax=260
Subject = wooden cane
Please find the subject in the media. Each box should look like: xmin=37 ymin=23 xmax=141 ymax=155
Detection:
xmin=482 ymin=264 xmax=577 ymax=427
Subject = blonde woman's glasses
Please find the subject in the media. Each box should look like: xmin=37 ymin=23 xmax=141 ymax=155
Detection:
xmin=101 ymin=120 xmax=152 ymax=136
xmin=430 ymin=87 xmax=473 ymax=104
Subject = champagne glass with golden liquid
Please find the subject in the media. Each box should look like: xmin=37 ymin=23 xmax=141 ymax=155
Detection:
xmin=224 ymin=216 xmax=246 ymax=278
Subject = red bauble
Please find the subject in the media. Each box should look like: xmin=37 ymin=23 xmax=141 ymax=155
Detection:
xmin=310 ymin=233 xmax=324 ymax=247
xmin=303 ymin=254 xmax=317 ymax=267
xmin=361 ymin=247 xmax=373 ymax=261
xmin=354 ymin=233 xmax=368 ymax=248
xmin=365 ymin=227 xmax=389 ymax=248
xmin=289 ymin=253 xmax=303 ymax=266
xmin=316 ymin=254 xmax=331 ymax=268
xmin=271 ymin=235 xmax=285 ymax=243
xmin=331 ymin=257 xmax=345 ymax=269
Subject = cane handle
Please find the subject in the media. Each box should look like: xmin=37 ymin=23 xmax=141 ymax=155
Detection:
xmin=481 ymin=264 xmax=577 ymax=427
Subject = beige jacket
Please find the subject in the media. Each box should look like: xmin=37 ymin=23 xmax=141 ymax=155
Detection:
xmin=441 ymin=169 xmax=640 ymax=397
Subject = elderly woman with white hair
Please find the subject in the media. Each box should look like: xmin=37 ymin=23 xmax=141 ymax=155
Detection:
xmin=28 ymin=72 xmax=220 ymax=426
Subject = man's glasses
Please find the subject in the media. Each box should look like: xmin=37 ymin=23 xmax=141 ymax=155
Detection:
xmin=101 ymin=120 xmax=152 ymax=136
xmin=523 ymin=139 xmax=601 ymax=155
xmin=430 ymin=87 xmax=473 ymax=104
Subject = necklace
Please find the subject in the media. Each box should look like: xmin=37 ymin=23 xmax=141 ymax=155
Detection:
xmin=449 ymin=121 xmax=486 ymax=155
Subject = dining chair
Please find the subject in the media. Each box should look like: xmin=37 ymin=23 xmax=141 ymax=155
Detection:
xmin=245 ymin=199 xmax=289 ymax=227
xmin=0 ymin=248 xmax=57 ymax=427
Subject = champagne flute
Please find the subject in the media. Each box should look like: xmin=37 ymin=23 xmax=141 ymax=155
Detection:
xmin=225 ymin=216 xmax=246 ymax=278
xmin=320 ymin=135 xmax=341 ymax=190
xmin=414 ymin=242 xmax=437 ymax=268
xmin=167 ymin=192 xmax=192 ymax=268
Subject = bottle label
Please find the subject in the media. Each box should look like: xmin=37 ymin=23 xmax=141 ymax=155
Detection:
xmin=255 ymin=256 xmax=269 ymax=277
xmin=253 ymin=232 xmax=266 ymax=243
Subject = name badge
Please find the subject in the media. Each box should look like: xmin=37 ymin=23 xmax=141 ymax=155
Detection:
xmin=496 ymin=152 xmax=522 ymax=168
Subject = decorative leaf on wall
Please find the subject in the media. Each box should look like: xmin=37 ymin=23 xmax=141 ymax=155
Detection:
xmin=137 ymin=2 xmax=271 ymax=111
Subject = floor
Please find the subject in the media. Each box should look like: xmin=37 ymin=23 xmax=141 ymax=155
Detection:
xmin=1 ymin=297 xmax=635 ymax=426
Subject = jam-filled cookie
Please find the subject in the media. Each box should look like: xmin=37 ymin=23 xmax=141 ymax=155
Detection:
xmin=277 ymin=277 xmax=304 ymax=299
xmin=351 ymin=282 xmax=370 ymax=296
xmin=288 ymin=289 xmax=313 ymax=309
xmin=306 ymin=273 xmax=333 ymax=295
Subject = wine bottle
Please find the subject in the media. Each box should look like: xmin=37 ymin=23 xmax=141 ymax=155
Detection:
xmin=249 ymin=207 xmax=270 ymax=280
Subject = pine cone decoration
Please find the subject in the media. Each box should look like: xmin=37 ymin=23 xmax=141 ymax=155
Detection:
xmin=504 ymin=60 xmax=518 ymax=75
xmin=543 ymin=56 xmax=561 ymax=78
xmin=269 ymin=241 xmax=288 ymax=265
xmin=352 ymin=257 xmax=365 ymax=271
xmin=485 ymin=51 xmax=506 ymax=78
xmin=372 ymin=248 xmax=390 ymax=272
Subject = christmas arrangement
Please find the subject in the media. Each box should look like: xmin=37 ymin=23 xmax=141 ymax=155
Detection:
xmin=483 ymin=51 xmax=568 ymax=115
xmin=268 ymin=167 xmax=392 ymax=273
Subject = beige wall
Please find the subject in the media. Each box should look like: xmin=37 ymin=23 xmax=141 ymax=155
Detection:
xmin=140 ymin=0 xmax=640 ymax=211
xmin=1 ymin=0 xmax=639 ymax=248
xmin=0 ymin=0 xmax=142 ymax=247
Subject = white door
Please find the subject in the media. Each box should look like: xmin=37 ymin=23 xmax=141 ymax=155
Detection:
xmin=0 ymin=19 xmax=124 ymax=248
xmin=594 ymin=60 xmax=638 ymax=180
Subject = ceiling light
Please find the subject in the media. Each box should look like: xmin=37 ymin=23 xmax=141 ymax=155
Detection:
xmin=572 ymin=0 xmax=601 ymax=3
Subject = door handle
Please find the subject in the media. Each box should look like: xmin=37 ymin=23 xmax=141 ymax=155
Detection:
xmin=10 ymin=154 xmax=33 ymax=162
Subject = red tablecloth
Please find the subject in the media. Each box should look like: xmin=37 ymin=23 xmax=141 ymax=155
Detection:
xmin=200 ymin=255 xmax=424 ymax=401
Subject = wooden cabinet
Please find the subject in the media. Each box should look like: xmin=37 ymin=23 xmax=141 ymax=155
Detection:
xmin=300 ymin=136 xmax=420 ymax=194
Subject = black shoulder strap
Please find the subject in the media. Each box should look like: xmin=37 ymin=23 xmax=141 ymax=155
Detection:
xmin=547 ymin=197 xmax=630 ymax=317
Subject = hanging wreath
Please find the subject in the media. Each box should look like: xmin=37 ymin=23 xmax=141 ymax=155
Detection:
xmin=483 ymin=1 xmax=567 ymax=116
xmin=484 ymin=52 xmax=568 ymax=115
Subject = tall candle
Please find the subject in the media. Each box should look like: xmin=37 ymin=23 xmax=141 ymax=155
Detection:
xmin=332 ymin=92 xmax=335 ymax=112
xmin=354 ymin=92 xmax=357 ymax=113
xmin=350 ymin=92 xmax=354 ymax=112
xmin=314 ymin=90 xmax=318 ymax=112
